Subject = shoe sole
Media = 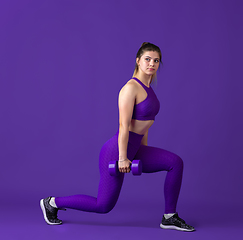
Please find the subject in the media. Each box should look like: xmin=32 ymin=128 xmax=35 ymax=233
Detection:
xmin=160 ymin=223 xmax=195 ymax=232
xmin=40 ymin=199 xmax=62 ymax=225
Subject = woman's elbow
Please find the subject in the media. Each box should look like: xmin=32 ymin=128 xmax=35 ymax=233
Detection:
xmin=119 ymin=122 xmax=130 ymax=131
xmin=140 ymin=140 xmax=148 ymax=146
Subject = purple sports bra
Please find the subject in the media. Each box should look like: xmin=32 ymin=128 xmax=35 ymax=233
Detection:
xmin=132 ymin=77 xmax=160 ymax=121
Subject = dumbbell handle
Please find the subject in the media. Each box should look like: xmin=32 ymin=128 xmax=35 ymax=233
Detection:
xmin=108 ymin=160 xmax=142 ymax=176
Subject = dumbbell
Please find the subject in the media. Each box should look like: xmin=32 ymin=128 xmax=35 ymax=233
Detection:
xmin=108 ymin=160 xmax=142 ymax=176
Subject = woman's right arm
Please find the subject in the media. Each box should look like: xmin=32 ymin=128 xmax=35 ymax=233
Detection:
xmin=118 ymin=81 xmax=137 ymax=173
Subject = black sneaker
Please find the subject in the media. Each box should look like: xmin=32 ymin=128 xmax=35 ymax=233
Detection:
xmin=40 ymin=197 xmax=65 ymax=225
xmin=160 ymin=213 xmax=195 ymax=232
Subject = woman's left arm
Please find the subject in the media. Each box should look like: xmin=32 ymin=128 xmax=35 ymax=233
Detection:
xmin=141 ymin=130 xmax=148 ymax=146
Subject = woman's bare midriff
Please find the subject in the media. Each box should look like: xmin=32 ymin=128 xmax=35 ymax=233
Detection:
xmin=129 ymin=119 xmax=154 ymax=135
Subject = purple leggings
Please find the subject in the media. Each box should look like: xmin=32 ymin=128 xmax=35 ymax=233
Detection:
xmin=55 ymin=131 xmax=183 ymax=214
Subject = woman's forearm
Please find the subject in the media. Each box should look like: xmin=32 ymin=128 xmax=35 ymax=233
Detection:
xmin=118 ymin=124 xmax=129 ymax=160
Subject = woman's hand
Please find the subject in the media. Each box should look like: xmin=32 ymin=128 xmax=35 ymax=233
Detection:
xmin=118 ymin=159 xmax=132 ymax=173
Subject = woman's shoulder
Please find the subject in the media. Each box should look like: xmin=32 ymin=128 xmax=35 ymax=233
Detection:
xmin=121 ymin=78 xmax=139 ymax=91
xmin=119 ymin=78 xmax=138 ymax=98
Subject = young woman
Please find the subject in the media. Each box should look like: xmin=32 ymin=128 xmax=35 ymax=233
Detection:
xmin=40 ymin=42 xmax=195 ymax=232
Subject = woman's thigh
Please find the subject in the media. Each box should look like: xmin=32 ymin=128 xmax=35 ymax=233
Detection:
xmin=96 ymin=134 xmax=123 ymax=210
xmin=96 ymin=131 xmax=144 ymax=210
xmin=134 ymin=145 xmax=183 ymax=173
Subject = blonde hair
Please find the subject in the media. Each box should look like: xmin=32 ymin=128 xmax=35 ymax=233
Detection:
xmin=132 ymin=42 xmax=163 ymax=84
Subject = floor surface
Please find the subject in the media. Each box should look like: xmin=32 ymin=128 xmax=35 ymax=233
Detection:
xmin=1 ymin=200 xmax=242 ymax=240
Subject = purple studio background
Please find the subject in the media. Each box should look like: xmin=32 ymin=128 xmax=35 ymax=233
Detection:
xmin=0 ymin=0 xmax=243 ymax=239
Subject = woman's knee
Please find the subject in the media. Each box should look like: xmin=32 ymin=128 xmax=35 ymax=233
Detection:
xmin=172 ymin=155 xmax=184 ymax=171
xmin=97 ymin=202 xmax=115 ymax=214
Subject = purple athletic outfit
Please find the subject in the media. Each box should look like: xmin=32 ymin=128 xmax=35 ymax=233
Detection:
xmin=55 ymin=77 xmax=183 ymax=214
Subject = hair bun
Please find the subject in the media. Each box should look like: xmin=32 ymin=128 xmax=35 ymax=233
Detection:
xmin=141 ymin=42 xmax=150 ymax=47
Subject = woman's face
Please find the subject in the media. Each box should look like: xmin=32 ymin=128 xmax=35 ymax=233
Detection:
xmin=137 ymin=51 xmax=160 ymax=76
